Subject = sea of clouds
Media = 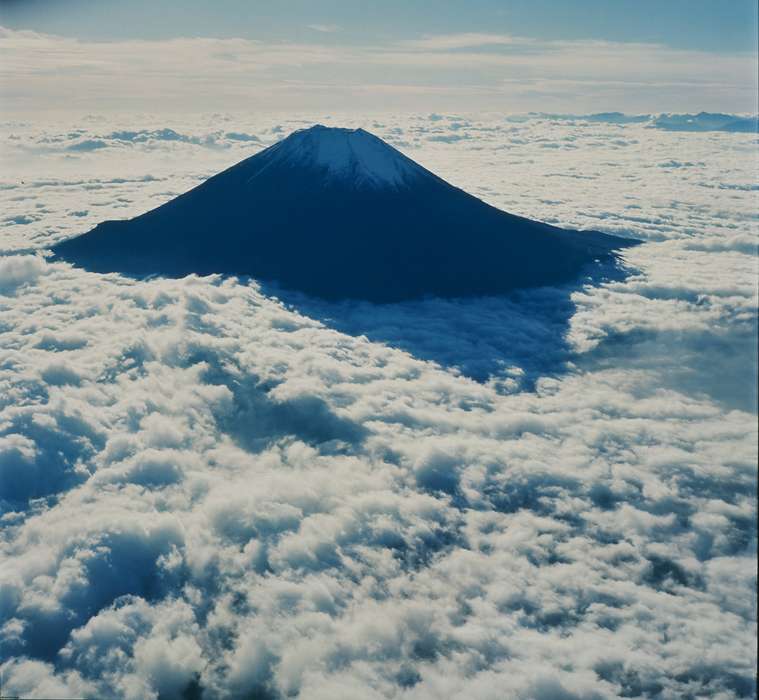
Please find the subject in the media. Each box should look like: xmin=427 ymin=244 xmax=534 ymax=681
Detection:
xmin=0 ymin=113 xmax=756 ymax=699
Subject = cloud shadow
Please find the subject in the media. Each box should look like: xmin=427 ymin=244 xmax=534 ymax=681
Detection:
xmin=268 ymin=259 xmax=633 ymax=390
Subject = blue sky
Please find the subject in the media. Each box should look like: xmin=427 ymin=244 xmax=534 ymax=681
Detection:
xmin=1 ymin=0 xmax=757 ymax=114
xmin=1 ymin=0 xmax=757 ymax=52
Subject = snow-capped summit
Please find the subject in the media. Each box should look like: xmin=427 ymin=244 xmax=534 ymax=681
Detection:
xmin=263 ymin=125 xmax=428 ymax=188
xmin=53 ymin=125 xmax=636 ymax=302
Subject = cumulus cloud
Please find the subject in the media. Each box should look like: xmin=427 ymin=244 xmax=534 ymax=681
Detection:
xmin=0 ymin=255 xmax=46 ymax=292
xmin=0 ymin=114 xmax=756 ymax=698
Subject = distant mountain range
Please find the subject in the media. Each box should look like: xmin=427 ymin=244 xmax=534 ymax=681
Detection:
xmin=532 ymin=111 xmax=759 ymax=133
xmin=53 ymin=125 xmax=636 ymax=302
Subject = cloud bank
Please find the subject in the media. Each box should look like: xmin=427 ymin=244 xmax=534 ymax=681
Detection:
xmin=0 ymin=114 xmax=756 ymax=698
xmin=1 ymin=26 xmax=757 ymax=114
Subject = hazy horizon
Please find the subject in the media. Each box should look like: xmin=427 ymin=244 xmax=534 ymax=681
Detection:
xmin=1 ymin=0 xmax=757 ymax=115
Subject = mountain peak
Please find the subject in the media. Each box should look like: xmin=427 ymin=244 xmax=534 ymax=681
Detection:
xmin=53 ymin=125 xmax=637 ymax=302
xmin=266 ymin=124 xmax=427 ymax=188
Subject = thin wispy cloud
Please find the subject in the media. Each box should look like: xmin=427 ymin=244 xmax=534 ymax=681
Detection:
xmin=399 ymin=32 xmax=529 ymax=50
xmin=0 ymin=26 xmax=756 ymax=113
xmin=307 ymin=23 xmax=341 ymax=33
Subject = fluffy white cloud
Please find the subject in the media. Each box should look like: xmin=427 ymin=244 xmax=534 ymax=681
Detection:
xmin=0 ymin=255 xmax=45 ymax=292
xmin=0 ymin=114 xmax=756 ymax=698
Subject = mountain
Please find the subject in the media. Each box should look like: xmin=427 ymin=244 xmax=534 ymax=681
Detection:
xmin=52 ymin=125 xmax=636 ymax=302
xmin=651 ymin=112 xmax=759 ymax=133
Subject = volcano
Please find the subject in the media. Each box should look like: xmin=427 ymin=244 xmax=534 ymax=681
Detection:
xmin=53 ymin=125 xmax=636 ymax=302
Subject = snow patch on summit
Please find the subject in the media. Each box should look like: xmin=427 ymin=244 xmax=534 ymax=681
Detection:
xmin=269 ymin=125 xmax=428 ymax=188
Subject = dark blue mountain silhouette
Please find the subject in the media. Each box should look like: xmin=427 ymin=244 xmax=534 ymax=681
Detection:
xmin=53 ymin=125 xmax=637 ymax=302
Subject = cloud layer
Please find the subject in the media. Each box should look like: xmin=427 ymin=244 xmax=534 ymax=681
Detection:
xmin=1 ymin=26 xmax=757 ymax=114
xmin=0 ymin=114 xmax=756 ymax=698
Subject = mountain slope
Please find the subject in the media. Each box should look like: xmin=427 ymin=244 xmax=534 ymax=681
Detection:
xmin=53 ymin=125 xmax=637 ymax=302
